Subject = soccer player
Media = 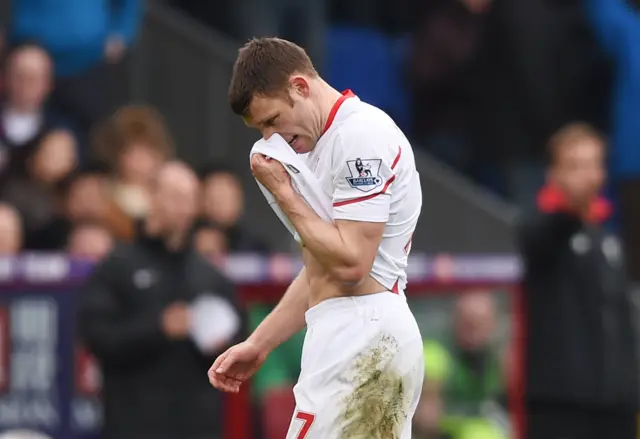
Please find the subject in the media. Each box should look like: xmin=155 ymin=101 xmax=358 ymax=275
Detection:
xmin=208 ymin=37 xmax=424 ymax=439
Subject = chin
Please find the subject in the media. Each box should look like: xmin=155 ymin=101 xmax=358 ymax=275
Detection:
xmin=296 ymin=139 xmax=316 ymax=154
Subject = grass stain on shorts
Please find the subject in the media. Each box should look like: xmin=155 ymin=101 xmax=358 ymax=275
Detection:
xmin=340 ymin=334 xmax=409 ymax=439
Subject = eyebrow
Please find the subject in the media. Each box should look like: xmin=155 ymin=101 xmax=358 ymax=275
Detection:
xmin=256 ymin=113 xmax=279 ymax=127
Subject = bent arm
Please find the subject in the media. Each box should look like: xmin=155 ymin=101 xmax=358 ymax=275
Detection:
xmin=78 ymin=255 xmax=168 ymax=367
xmin=274 ymin=190 xmax=381 ymax=283
xmin=247 ymin=268 xmax=309 ymax=354
xmin=273 ymin=121 xmax=394 ymax=284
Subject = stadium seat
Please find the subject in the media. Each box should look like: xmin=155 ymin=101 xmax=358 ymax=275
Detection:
xmin=325 ymin=26 xmax=411 ymax=130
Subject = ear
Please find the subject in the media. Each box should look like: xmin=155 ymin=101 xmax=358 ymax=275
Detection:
xmin=289 ymin=76 xmax=311 ymax=98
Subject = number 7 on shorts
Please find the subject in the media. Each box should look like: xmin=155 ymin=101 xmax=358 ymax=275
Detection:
xmin=294 ymin=411 xmax=316 ymax=439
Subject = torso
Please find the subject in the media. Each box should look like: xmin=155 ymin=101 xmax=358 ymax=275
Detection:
xmin=299 ymin=92 xmax=422 ymax=307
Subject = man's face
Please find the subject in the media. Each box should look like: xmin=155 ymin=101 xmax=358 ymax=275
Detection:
xmin=30 ymin=131 xmax=77 ymax=183
xmin=66 ymin=175 xmax=107 ymax=221
xmin=550 ymin=138 xmax=606 ymax=204
xmin=154 ymin=175 xmax=200 ymax=234
xmin=194 ymin=227 xmax=228 ymax=257
xmin=68 ymin=226 xmax=113 ymax=261
xmin=246 ymin=84 xmax=318 ymax=154
xmin=202 ymin=173 xmax=243 ymax=228
xmin=117 ymin=143 xmax=165 ymax=186
xmin=6 ymin=47 xmax=52 ymax=112
xmin=454 ymin=294 xmax=496 ymax=352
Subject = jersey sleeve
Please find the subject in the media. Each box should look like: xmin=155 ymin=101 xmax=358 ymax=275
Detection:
xmin=332 ymin=124 xmax=401 ymax=223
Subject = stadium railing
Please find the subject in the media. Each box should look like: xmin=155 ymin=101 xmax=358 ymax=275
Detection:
xmin=0 ymin=253 xmax=524 ymax=439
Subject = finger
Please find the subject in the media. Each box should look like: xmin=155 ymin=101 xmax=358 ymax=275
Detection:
xmin=209 ymin=351 xmax=229 ymax=376
xmin=209 ymin=373 xmax=242 ymax=392
xmin=221 ymin=375 xmax=243 ymax=388
xmin=237 ymin=367 xmax=257 ymax=381
xmin=217 ymin=375 xmax=242 ymax=393
xmin=216 ymin=351 xmax=237 ymax=374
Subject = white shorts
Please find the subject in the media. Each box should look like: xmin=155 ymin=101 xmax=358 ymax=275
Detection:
xmin=285 ymin=292 xmax=424 ymax=439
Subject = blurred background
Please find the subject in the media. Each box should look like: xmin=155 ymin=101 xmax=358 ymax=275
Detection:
xmin=0 ymin=0 xmax=637 ymax=438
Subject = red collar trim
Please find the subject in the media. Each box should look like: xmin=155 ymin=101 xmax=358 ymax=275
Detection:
xmin=321 ymin=89 xmax=355 ymax=135
xmin=537 ymin=185 xmax=611 ymax=224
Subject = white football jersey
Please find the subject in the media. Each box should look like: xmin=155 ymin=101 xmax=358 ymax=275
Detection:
xmin=301 ymin=90 xmax=422 ymax=295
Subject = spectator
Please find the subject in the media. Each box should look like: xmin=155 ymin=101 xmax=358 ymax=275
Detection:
xmin=0 ymin=43 xmax=69 ymax=176
xmin=587 ymin=0 xmax=640 ymax=282
xmin=413 ymin=291 xmax=507 ymax=439
xmin=517 ymin=123 xmax=638 ymax=439
xmin=407 ymin=0 xmax=491 ymax=172
xmin=1 ymin=129 xmax=77 ymax=250
xmin=193 ymin=221 xmax=228 ymax=266
xmin=60 ymin=167 xmax=135 ymax=241
xmin=94 ymin=105 xmax=174 ymax=221
xmin=9 ymin=0 xmax=142 ymax=136
xmin=67 ymin=221 xmax=114 ymax=262
xmin=0 ymin=203 xmax=22 ymax=254
xmin=79 ymin=161 xmax=242 ymax=439
xmin=465 ymin=0 xmax=608 ymax=204
xmin=199 ymin=163 xmax=269 ymax=252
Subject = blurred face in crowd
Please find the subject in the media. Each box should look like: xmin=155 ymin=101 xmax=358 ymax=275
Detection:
xmin=454 ymin=291 xmax=496 ymax=352
xmin=67 ymin=225 xmax=114 ymax=261
xmin=0 ymin=204 xmax=22 ymax=254
xmin=6 ymin=46 xmax=52 ymax=112
xmin=549 ymin=135 xmax=606 ymax=205
xmin=202 ymin=172 xmax=244 ymax=228
xmin=152 ymin=162 xmax=200 ymax=236
xmin=247 ymin=77 xmax=323 ymax=154
xmin=66 ymin=174 xmax=108 ymax=221
xmin=117 ymin=142 xmax=165 ymax=186
xmin=194 ymin=226 xmax=228 ymax=258
xmin=30 ymin=130 xmax=77 ymax=184
xmin=460 ymin=0 xmax=492 ymax=14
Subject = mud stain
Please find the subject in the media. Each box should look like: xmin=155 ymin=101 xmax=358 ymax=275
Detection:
xmin=340 ymin=334 xmax=409 ymax=439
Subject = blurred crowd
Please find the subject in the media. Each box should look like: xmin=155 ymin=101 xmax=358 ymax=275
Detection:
xmin=170 ymin=0 xmax=634 ymax=209
xmin=0 ymin=46 xmax=268 ymax=262
xmin=0 ymin=0 xmax=271 ymax=264
xmin=0 ymin=1 xmax=638 ymax=439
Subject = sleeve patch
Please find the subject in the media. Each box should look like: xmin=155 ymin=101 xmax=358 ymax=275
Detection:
xmin=344 ymin=158 xmax=384 ymax=193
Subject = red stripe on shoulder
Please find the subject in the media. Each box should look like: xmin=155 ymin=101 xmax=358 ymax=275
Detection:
xmin=391 ymin=147 xmax=402 ymax=170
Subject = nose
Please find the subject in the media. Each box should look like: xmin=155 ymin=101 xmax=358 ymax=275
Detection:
xmin=262 ymin=128 xmax=276 ymax=140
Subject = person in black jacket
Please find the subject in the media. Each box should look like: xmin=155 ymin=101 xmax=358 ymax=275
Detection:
xmin=517 ymin=122 xmax=638 ymax=439
xmin=78 ymin=161 xmax=242 ymax=439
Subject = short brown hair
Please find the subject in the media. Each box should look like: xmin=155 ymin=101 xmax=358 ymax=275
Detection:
xmin=92 ymin=104 xmax=175 ymax=167
xmin=547 ymin=122 xmax=606 ymax=164
xmin=228 ymin=37 xmax=318 ymax=117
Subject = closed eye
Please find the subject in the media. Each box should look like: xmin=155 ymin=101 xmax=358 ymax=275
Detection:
xmin=264 ymin=116 xmax=279 ymax=127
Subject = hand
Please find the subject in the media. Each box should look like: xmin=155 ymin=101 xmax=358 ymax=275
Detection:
xmin=161 ymin=302 xmax=190 ymax=339
xmin=105 ymin=35 xmax=126 ymax=63
xmin=250 ymin=154 xmax=293 ymax=198
xmin=208 ymin=340 xmax=268 ymax=393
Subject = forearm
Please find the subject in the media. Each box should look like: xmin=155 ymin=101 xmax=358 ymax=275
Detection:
xmin=275 ymin=189 xmax=356 ymax=272
xmin=247 ymin=268 xmax=309 ymax=354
